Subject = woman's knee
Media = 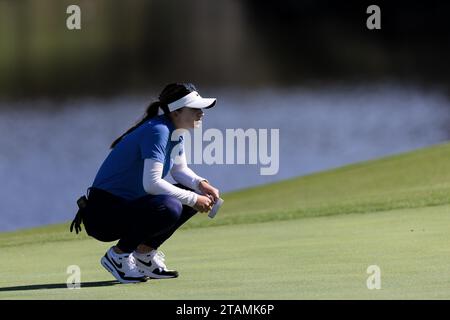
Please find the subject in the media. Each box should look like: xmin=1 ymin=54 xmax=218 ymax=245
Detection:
xmin=154 ymin=195 xmax=183 ymax=221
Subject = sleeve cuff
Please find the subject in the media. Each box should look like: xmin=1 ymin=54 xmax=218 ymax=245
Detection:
xmin=187 ymin=191 xmax=198 ymax=207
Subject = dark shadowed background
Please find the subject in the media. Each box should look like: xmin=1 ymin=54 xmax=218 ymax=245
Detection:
xmin=1 ymin=0 xmax=450 ymax=97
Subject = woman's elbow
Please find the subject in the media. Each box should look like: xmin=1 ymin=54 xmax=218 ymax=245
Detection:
xmin=143 ymin=179 xmax=159 ymax=195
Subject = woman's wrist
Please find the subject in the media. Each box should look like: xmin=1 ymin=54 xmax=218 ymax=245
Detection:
xmin=197 ymin=179 xmax=209 ymax=191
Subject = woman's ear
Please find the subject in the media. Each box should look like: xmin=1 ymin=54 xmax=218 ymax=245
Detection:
xmin=171 ymin=110 xmax=180 ymax=118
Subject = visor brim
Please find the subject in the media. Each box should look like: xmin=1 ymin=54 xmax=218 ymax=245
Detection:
xmin=185 ymin=98 xmax=216 ymax=109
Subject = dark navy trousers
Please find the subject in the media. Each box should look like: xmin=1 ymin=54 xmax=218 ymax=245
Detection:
xmin=82 ymin=185 xmax=198 ymax=253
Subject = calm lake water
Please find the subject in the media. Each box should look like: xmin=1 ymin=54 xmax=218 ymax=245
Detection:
xmin=1 ymin=84 xmax=449 ymax=232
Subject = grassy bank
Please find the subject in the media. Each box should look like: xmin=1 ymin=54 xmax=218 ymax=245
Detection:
xmin=0 ymin=142 xmax=449 ymax=299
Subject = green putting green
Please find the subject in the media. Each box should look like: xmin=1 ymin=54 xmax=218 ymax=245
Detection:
xmin=1 ymin=142 xmax=449 ymax=299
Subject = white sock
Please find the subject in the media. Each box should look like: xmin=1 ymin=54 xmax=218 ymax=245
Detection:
xmin=133 ymin=250 xmax=156 ymax=260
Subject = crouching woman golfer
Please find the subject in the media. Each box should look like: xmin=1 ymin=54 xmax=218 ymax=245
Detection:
xmin=70 ymin=83 xmax=220 ymax=283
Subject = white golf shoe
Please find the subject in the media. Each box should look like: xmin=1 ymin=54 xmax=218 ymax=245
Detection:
xmin=133 ymin=250 xmax=179 ymax=279
xmin=100 ymin=247 xmax=147 ymax=284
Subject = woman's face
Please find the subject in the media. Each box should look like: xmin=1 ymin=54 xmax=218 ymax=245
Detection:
xmin=171 ymin=107 xmax=204 ymax=129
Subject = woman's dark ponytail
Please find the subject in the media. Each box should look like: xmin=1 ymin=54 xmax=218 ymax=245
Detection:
xmin=110 ymin=101 xmax=162 ymax=149
xmin=110 ymin=82 xmax=192 ymax=149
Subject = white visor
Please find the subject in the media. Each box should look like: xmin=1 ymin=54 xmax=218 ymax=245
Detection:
xmin=167 ymin=91 xmax=216 ymax=112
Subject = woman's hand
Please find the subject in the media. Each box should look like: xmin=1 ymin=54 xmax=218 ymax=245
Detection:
xmin=194 ymin=195 xmax=214 ymax=212
xmin=198 ymin=180 xmax=220 ymax=202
